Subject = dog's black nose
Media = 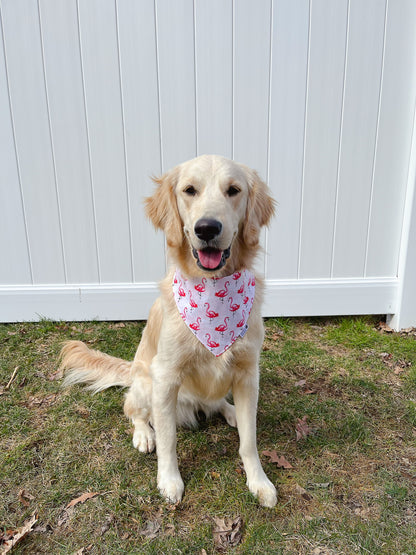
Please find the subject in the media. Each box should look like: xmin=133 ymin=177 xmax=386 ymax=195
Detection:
xmin=194 ymin=218 xmax=222 ymax=242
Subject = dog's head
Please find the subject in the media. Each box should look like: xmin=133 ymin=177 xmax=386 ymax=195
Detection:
xmin=146 ymin=155 xmax=275 ymax=276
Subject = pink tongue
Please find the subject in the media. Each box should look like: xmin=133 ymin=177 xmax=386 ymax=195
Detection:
xmin=198 ymin=249 xmax=223 ymax=269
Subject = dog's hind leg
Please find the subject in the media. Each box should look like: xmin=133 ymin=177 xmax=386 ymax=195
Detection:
xmin=124 ymin=364 xmax=155 ymax=453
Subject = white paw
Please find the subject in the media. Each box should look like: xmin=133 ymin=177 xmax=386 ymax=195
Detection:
xmin=248 ymin=477 xmax=277 ymax=508
xmin=157 ymin=473 xmax=184 ymax=503
xmin=132 ymin=425 xmax=156 ymax=453
xmin=222 ymin=403 xmax=237 ymax=427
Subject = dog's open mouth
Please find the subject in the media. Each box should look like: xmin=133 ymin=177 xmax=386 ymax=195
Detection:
xmin=192 ymin=247 xmax=231 ymax=271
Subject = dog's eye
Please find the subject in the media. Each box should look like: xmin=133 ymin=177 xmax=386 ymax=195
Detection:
xmin=184 ymin=185 xmax=197 ymax=196
xmin=227 ymin=185 xmax=241 ymax=197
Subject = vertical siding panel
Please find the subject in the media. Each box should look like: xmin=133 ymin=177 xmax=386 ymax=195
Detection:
xmin=39 ymin=0 xmax=99 ymax=284
xmin=267 ymin=0 xmax=309 ymax=279
xmin=1 ymin=0 xmax=65 ymax=284
xmin=195 ymin=0 xmax=232 ymax=158
xmin=332 ymin=0 xmax=386 ymax=278
xmin=156 ymin=0 xmax=196 ymax=170
xmin=233 ymin=0 xmax=271 ymax=175
xmin=366 ymin=0 xmax=416 ymax=277
xmin=0 ymin=9 xmax=32 ymax=284
xmin=78 ymin=0 xmax=132 ymax=283
xmin=233 ymin=0 xmax=272 ymax=275
xmin=299 ymin=0 xmax=348 ymax=279
xmin=116 ymin=0 xmax=165 ymax=282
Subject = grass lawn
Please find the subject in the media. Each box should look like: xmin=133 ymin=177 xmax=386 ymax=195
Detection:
xmin=1 ymin=316 xmax=416 ymax=554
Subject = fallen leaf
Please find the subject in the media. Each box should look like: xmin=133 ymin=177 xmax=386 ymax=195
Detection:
xmin=164 ymin=523 xmax=175 ymax=536
xmin=262 ymin=450 xmax=293 ymax=469
xmin=57 ymin=505 xmax=75 ymax=527
xmin=296 ymin=416 xmax=315 ymax=441
xmin=294 ymin=484 xmax=313 ymax=501
xmin=32 ymin=524 xmax=52 ymax=534
xmin=100 ymin=514 xmax=114 ymax=535
xmin=72 ymin=545 xmax=93 ymax=555
xmin=308 ymin=482 xmax=331 ymax=489
xmin=66 ymin=492 xmax=100 ymax=508
xmin=394 ymin=359 xmax=412 ymax=374
xmin=1 ymin=513 xmax=38 ymax=553
xmin=354 ymin=506 xmax=371 ymax=519
xmin=377 ymin=321 xmax=394 ymax=333
xmin=401 ymin=327 xmax=416 ymax=336
xmin=18 ymin=489 xmax=35 ymax=507
xmin=294 ymin=379 xmax=307 ymax=387
xmin=26 ymin=393 xmax=57 ymax=408
xmin=75 ymin=406 xmax=91 ymax=418
xmin=213 ymin=516 xmax=243 ymax=552
xmin=139 ymin=519 xmax=161 ymax=540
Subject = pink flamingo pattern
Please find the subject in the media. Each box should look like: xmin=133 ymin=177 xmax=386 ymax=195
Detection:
xmin=228 ymin=296 xmax=240 ymax=314
xmin=204 ymin=302 xmax=219 ymax=320
xmin=189 ymin=290 xmax=198 ymax=308
xmin=172 ymin=268 xmax=255 ymax=357
xmin=205 ymin=333 xmax=220 ymax=350
xmin=215 ymin=316 xmax=229 ymax=336
xmin=194 ymin=277 xmax=207 ymax=296
xmin=215 ymin=281 xmax=230 ymax=301
xmin=237 ymin=310 xmax=246 ymax=328
xmin=190 ymin=317 xmax=201 ymax=331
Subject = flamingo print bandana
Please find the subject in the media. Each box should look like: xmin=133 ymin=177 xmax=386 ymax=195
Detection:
xmin=172 ymin=268 xmax=256 ymax=357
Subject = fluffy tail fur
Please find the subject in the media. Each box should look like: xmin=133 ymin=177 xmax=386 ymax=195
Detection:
xmin=60 ymin=340 xmax=133 ymax=393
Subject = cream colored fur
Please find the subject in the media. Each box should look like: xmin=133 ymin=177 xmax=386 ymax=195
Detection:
xmin=60 ymin=155 xmax=277 ymax=507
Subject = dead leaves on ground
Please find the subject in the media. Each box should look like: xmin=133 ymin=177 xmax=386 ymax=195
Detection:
xmin=0 ymin=513 xmax=38 ymax=554
xmin=296 ymin=415 xmax=316 ymax=441
xmin=295 ymin=379 xmax=318 ymax=395
xmin=0 ymin=491 xmax=108 ymax=553
xmin=57 ymin=492 xmax=102 ymax=528
xmin=18 ymin=490 xmax=35 ymax=508
xmin=377 ymin=321 xmax=416 ymax=337
xmin=213 ymin=516 xmax=243 ymax=552
xmin=262 ymin=450 xmax=293 ymax=469
xmin=66 ymin=492 xmax=100 ymax=509
xmin=380 ymin=352 xmax=412 ymax=375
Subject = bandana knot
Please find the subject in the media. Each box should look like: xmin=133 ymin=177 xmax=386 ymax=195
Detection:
xmin=173 ymin=269 xmax=256 ymax=357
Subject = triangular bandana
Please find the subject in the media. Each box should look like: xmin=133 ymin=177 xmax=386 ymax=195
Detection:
xmin=172 ymin=268 xmax=256 ymax=357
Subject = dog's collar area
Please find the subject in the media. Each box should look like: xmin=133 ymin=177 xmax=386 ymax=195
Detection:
xmin=172 ymin=268 xmax=256 ymax=357
xmin=192 ymin=246 xmax=231 ymax=271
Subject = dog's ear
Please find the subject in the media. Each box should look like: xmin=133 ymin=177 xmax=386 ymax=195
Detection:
xmin=243 ymin=169 xmax=276 ymax=248
xmin=145 ymin=166 xmax=183 ymax=247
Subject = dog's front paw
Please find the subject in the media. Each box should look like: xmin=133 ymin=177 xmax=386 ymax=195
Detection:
xmin=132 ymin=424 xmax=156 ymax=453
xmin=248 ymin=477 xmax=277 ymax=508
xmin=158 ymin=473 xmax=184 ymax=503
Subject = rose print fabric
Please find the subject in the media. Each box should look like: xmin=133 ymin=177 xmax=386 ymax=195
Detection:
xmin=172 ymin=268 xmax=256 ymax=357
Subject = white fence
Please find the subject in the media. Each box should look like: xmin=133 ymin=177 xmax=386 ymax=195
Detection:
xmin=1 ymin=0 xmax=415 ymax=328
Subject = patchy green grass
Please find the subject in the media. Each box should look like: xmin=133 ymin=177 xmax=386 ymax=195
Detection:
xmin=1 ymin=317 xmax=416 ymax=554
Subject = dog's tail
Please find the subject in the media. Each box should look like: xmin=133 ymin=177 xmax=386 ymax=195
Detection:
xmin=60 ymin=341 xmax=133 ymax=393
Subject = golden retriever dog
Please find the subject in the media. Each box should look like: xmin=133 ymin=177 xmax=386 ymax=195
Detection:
xmin=60 ymin=154 xmax=277 ymax=507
